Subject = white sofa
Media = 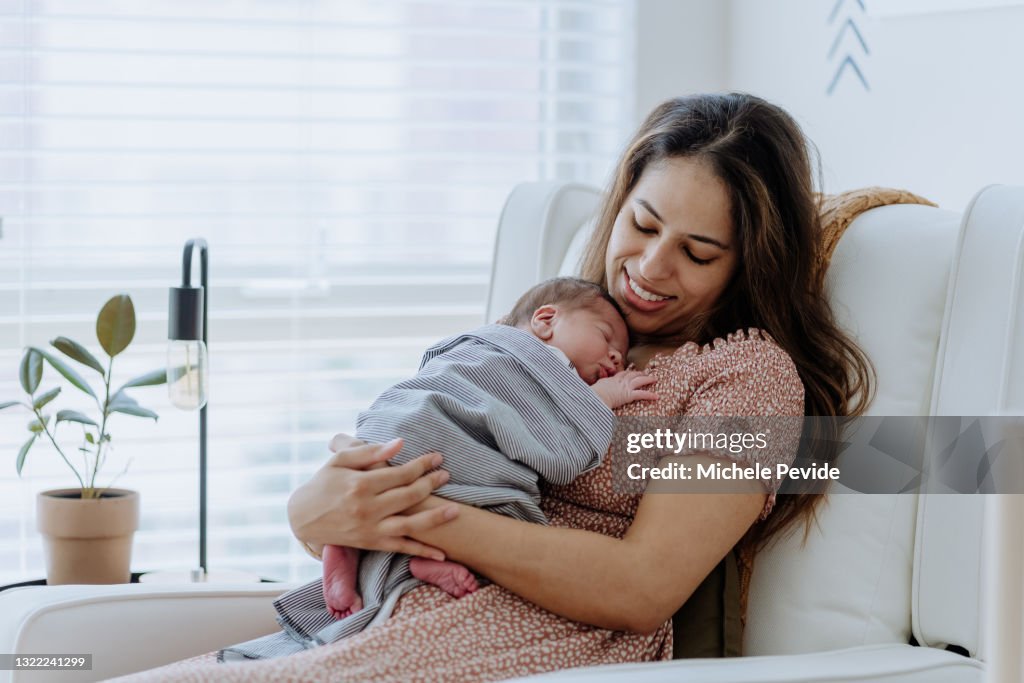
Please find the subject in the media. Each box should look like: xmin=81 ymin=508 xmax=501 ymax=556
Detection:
xmin=3 ymin=182 xmax=1022 ymax=682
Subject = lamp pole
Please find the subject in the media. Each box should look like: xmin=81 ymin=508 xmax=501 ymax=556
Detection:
xmin=157 ymin=239 xmax=256 ymax=584
xmin=170 ymin=238 xmax=209 ymax=578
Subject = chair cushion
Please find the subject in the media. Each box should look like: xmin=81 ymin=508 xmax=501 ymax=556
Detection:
xmin=745 ymin=493 xmax=918 ymax=655
xmin=826 ymin=204 xmax=960 ymax=416
xmin=746 ymin=204 xmax=960 ymax=655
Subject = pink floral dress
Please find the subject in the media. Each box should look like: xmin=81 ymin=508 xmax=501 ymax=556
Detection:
xmin=112 ymin=329 xmax=804 ymax=683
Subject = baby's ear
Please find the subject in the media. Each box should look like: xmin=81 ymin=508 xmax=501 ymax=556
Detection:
xmin=530 ymin=305 xmax=558 ymax=340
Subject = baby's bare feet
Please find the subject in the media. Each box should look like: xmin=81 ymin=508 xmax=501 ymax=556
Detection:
xmin=322 ymin=544 xmax=363 ymax=619
xmin=409 ymin=557 xmax=479 ymax=598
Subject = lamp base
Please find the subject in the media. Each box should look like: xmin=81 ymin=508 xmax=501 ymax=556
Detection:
xmin=138 ymin=568 xmax=263 ymax=584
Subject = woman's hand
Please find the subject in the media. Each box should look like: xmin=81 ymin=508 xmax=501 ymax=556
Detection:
xmin=287 ymin=435 xmax=459 ymax=561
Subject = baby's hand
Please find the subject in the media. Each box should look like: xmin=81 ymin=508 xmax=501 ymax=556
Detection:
xmin=592 ymin=369 xmax=658 ymax=409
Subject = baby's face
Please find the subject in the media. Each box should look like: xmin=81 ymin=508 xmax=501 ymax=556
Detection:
xmin=545 ymin=300 xmax=629 ymax=385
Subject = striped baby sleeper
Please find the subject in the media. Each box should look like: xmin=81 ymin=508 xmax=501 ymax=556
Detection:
xmin=222 ymin=324 xmax=616 ymax=661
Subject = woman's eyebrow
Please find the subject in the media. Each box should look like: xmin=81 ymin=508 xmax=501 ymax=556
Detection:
xmin=634 ymin=198 xmax=729 ymax=250
xmin=635 ymin=198 xmax=664 ymax=223
xmin=688 ymin=234 xmax=729 ymax=250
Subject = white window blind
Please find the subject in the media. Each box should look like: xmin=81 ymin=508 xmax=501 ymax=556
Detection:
xmin=0 ymin=0 xmax=635 ymax=584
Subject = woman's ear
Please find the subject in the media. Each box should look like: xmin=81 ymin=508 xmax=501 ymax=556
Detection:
xmin=530 ymin=305 xmax=558 ymax=341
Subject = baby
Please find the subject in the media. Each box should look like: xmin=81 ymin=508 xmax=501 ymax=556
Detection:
xmin=223 ymin=277 xmax=659 ymax=659
xmin=320 ymin=276 xmax=656 ymax=619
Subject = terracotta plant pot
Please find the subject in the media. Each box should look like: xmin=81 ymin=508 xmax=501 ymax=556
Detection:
xmin=36 ymin=488 xmax=140 ymax=585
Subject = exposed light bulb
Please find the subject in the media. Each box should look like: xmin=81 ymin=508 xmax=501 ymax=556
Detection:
xmin=168 ymin=339 xmax=208 ymax=410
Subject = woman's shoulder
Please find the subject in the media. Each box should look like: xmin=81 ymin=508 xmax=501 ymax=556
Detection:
xmin=661 ymin=327 xmax=796 ymax=374
xmin=654 ymin=328 xmax=804 ymax=414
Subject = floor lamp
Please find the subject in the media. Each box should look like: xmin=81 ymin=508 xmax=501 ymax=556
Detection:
xmin=167 ymin=238 xmax=210 ymax=579
xmin=140 ymin=239 xmax=260 ymax=584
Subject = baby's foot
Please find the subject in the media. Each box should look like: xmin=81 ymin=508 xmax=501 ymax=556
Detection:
xmin=409 ymin=557 xmax=479 ymax=598
xmin=322 ymin=544 xmax=363 ymax=619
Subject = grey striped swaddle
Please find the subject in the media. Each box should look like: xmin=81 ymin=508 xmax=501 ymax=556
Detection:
xmin=221 ymin=324 xmax=616 ymax=661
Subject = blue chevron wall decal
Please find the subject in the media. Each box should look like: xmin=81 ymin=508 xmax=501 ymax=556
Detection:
xmin=829 ymin=0 xmax=866 ymax=23
xmin=827 ymin=0 xmax=870 ymax=95
xmin=828 ymin=17 xmax=870 ymax=59
xmin=828 ymin=55 xmax=870 ymax=94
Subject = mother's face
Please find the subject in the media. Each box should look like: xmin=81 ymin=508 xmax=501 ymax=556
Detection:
xmin=604 ymin=156 xmax=738 ymax=339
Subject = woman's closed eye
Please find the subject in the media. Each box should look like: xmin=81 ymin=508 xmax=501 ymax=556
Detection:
xmin=684 ymin=248 xmax=713 ymax=266
xmin=632 ymin=218 xmax=657 ymax=236
xmin=632 ymin=218 xmax=714 ymax=266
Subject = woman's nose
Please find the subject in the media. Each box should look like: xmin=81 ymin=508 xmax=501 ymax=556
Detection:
xmin=638 ymin=239 xmax=674 ymax=282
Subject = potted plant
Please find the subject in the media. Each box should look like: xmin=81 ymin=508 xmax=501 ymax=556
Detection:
xmin=1 ymin=294 xmax=167 ymax=584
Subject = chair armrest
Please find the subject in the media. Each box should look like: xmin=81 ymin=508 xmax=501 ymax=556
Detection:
xmin=503 ymin=644 xmax=984 ymax=683
xmin=0 ymin=583 xmax=294 ymax=683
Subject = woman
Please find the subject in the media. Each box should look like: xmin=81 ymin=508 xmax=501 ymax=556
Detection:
xmin=122 ymin=93 xmax=872 ymax=682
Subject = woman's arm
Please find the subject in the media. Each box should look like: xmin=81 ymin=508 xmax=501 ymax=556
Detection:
xmin=296 ymin=339 xmax=800 ymax=632
xmin=408 ymin=452 xmax=766 ymax=634
xmin=290 ymin=437 xmax=762 ymax=632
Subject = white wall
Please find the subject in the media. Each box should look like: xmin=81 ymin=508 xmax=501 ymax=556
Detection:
xmin=633 ymin=0 xmax=728 ymax=128
xmin=634 ymin=0 xmax=1024 ymax=212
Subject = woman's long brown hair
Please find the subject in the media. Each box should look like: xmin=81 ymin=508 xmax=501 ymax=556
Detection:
xmin=579 ymin=93 xmax=875 ymax=550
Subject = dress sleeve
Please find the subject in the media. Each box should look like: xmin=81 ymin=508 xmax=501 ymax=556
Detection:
xmin=680 ymin=333 xmax=805 ymax=520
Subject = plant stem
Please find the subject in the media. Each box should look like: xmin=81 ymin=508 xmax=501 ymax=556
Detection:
xmin=93 ymin=354 xmax=115 ymax=492
xmin=32 ymin=406 xmax=86 ymax=491
xmin=81 ymin=444 xmax=90 ymax=480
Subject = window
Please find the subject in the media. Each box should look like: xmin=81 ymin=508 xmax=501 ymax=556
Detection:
xmin=0 ymin=0 xmax=635 ymax=583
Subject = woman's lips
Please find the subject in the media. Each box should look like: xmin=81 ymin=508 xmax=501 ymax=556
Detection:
xmin=620 ymin=269 xmax=673 ymax=313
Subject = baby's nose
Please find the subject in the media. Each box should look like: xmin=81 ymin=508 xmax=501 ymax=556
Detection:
xmin=609 ymin=348 xmax=623 ymax=370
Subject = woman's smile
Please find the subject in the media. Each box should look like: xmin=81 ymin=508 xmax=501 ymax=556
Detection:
xmin=619 ymin=268 xmax=675 ymax=313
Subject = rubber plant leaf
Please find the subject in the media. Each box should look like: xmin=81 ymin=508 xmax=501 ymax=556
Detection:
xmin=29 ymin=347 xmax=97 ymax=400
xmin=108 ymin=392 xmax=158 ymax=421
xmin=16 ymin=435 xmax=36 ymax=476
xmin=33 ymin=387 xmax=61 ymax=411
xmin=56 ymin=409 xmax=99 ymax=427
xmin=96 ymin=295 xmax=136 ymax=358
xmin=51 ymin=336 xmax=106 ymax=376
xmin=19 ymin=348 xmax=43 ymax=395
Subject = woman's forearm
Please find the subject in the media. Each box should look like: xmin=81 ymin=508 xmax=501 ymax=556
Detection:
xmin=410 ymin=463 xmax=767 ymax=634
xmin=409 ymin=499 xmax=651 ymax=632
xmin=295 ymin=440 xmax=766 ymax=633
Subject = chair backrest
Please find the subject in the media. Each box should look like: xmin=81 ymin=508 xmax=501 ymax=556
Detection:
xmin=486 ymin=182 xmax=603 ymax=323
xmin=489 ymin=181 xmax=1024 ymax=660
xmin=913 ymin=185 xmax=1024 ymax=658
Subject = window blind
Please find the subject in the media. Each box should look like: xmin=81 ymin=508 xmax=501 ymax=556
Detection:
xmin=0 ymin=0 xmax=635 ymax=584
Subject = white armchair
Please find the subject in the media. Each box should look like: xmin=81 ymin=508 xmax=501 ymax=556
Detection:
xmin=4 ymin=181 xmax=1022 ymax=683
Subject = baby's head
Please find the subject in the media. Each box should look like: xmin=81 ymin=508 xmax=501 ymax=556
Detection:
xmin=505 ymin=277 xmax=628 ymax=385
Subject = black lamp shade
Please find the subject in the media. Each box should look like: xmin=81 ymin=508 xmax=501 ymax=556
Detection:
xmin=169 ymin=286 xmax=204 ymax=341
